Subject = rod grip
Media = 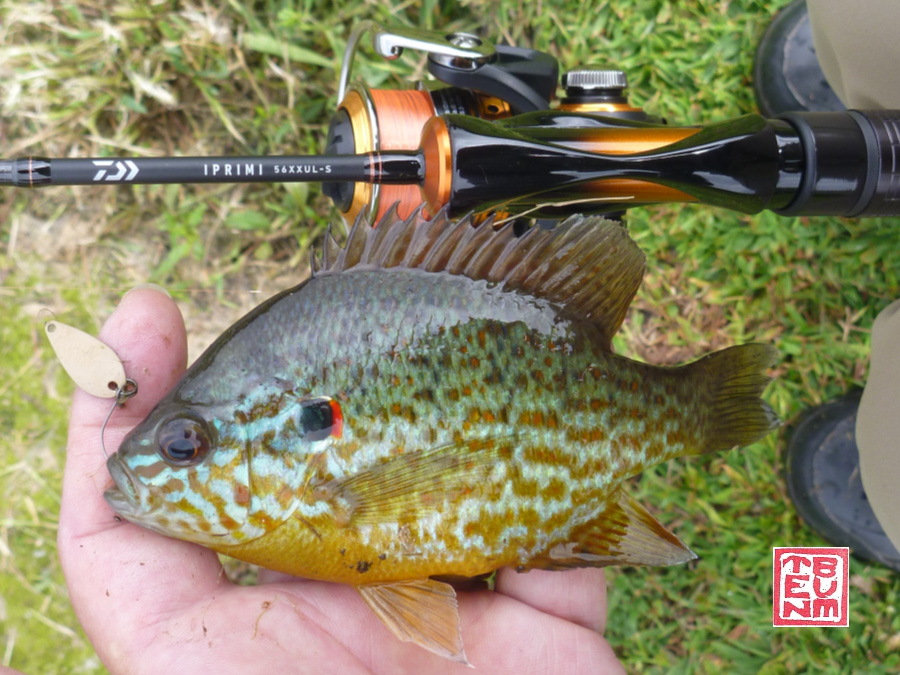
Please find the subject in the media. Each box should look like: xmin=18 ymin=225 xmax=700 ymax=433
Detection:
xmin=847 ymin=110 xmax=900 ymax=217
xmin=775 ymin=110 xmax=900 ymax=217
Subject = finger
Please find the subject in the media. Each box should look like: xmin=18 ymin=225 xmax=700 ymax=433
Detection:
xmin=494 ymin=566 xmax=610 ymax=634
xmin=226 ymin=579 xmax=622 ymax=675
xmin=60 ymin=286 xmax=189 ymax=540
xmin=57 ymin=287 xmax=225 ymax=665
xmin=458 ymin=589 xmax=626 ymax=675
xmin=257 ymin=568 xmax=304 ymax=584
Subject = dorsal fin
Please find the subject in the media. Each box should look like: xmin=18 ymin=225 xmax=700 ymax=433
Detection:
xmin=314 ymin=207 xmax=646 ymax=345
xmin=322 ymin=227 xmax=341 ymax=269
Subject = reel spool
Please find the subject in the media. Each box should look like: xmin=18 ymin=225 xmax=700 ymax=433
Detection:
xmin=323 ymin=23 xmax=558 ymax=224
xmin=325 ymin=82 xmax=512 ymax=223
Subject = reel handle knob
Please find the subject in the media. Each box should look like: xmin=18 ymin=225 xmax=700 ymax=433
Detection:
xmin=558 ymin=68 xmax=647 ymax=119
xmin=561 ymin=69 xmax=629 ymax=95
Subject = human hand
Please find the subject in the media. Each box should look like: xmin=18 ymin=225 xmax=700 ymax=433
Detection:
xmin=57 ymin=286 xmax=626 ymax=674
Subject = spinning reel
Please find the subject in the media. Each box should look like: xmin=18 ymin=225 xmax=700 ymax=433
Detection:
xmin=324 ymin=21 xmax=680 ymax=223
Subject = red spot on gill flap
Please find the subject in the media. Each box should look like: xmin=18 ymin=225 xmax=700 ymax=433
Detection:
xmin=330 ymin=398 xmax=343 ymax=439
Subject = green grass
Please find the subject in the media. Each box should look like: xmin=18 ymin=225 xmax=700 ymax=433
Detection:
xmin=1 ymin=0 xmax=899 ymax=673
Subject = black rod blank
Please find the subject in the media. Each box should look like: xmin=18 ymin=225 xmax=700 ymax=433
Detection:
xmin=0 ymin=152 xmax=424 ymax=188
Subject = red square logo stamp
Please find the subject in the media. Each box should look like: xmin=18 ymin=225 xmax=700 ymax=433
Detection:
xmin=773 ymin=547 xmax=849 ymax=627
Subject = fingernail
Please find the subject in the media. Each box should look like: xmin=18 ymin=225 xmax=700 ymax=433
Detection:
xmin=122 ymin=283 xmax=171 ymax=300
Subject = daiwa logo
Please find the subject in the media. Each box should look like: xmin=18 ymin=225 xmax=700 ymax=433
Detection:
xmin=92 ymin=160 xmax=139 ymax=182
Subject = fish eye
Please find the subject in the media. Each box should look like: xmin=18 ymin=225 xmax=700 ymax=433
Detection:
xmin=300 ymin=397 xmax=343 ymax=442
xmin=157 ymin=416 xmax=212 ymax=466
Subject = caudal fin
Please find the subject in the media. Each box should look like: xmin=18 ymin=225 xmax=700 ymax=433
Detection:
xmin=693 ymin=344 xmax=780 ymax=453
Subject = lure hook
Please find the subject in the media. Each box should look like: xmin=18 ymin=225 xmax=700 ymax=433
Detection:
xmin=99 ymin=378 xmax=139 ymax=459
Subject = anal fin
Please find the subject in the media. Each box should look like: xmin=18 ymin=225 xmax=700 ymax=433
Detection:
xmin=523 ymin=488 xmax=697 ymax=570
xmin=357 ymin=578 xmax=469 ymax=665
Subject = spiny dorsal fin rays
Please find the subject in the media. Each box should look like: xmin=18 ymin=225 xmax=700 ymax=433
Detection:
xmin=402 ymin=209 xmax=454 ymax=269
xmin=336 ymin=208 xmax=371 ymax=270
xmin=313 ymin=206 xmax=646 ymax=345
xmin=444 ymin=213 xmax=499 ymax=275
xmin=463 ymin=219 xmax=517 ymax=279
xmin=373 ymin=214 xmax=416 ymax=269
xmin=322 ymin=227 xmax=341 ymax=269
xmin=365 ymin=202 xmax=405 ymax=267
xmin=419 ymin=212 xmax=477 ymax=274
xmin=504 ymin=222 xmax=590 ymax=293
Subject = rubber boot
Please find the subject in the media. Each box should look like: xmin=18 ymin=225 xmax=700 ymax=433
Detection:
xmin=753 ymin=0 xmax=844 ymax=116
xmin=784 ymin=390 xmax=900 ymax=572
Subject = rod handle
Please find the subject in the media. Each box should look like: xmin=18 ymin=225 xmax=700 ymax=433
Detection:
xmin=775 ymin=110 xmax=900 ymax=217
xmin=850 ymin=110 xmax=900 ymax=217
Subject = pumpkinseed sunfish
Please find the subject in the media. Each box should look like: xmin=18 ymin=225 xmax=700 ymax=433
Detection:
xmin=105 ymin=209 xmax=779 ymax=663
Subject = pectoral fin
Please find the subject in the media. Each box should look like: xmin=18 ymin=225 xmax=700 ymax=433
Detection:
xmin=358 ymin=578 xmax=469 ymax=665
xmin=523 ymin=487 xmax=697 ymax=570
xmin=320 ymin=437 xmax=514 ymax=527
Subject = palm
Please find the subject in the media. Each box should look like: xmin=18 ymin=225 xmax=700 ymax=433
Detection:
xmin=57 ymin=288 xmax=625 ymax=674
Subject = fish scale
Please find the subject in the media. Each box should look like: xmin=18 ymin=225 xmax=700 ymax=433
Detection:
xmin=105 ymin=210 xmax=779 ymax=663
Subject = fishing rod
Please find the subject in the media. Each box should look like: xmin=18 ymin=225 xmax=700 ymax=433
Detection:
xmin=0 ymin=153 xmax=423 ymax=188
xmin=2 ymin=23 xmax=899 ymax=222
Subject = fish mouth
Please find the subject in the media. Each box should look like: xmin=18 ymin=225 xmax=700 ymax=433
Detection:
xmin=104 ymin=453 xmax=143 ymax=519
